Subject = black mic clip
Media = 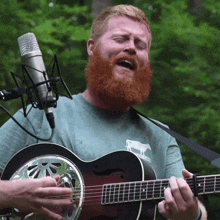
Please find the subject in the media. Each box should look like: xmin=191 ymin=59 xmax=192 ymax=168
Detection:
xmin=7 ymin=54 xmax=72 ymax=117
xmin=28 ymin=77 xmax=58 ymax=110
xmin=0 ymin=87 xmax=27 ymax=101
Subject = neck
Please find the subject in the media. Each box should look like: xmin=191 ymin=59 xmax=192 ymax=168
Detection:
xmin=82 ymin=89 xmax=130 ymax=112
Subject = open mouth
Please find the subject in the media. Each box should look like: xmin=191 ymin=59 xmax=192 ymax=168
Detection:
xmin=116 ymin=60 xmax=135 ymax=71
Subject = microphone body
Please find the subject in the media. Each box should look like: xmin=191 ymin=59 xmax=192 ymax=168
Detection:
xmin=17 ymin=33 xmax=56 ymax=110
xmin=17 ymin=33 xmax=56 ymax=128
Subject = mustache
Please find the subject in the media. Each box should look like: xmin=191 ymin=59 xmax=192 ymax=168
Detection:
xmin=111 ymin=54 xmax=141 ymax=71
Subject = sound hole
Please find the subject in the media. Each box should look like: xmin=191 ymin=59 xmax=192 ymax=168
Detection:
xmin=26 ymin=161 xmax=62 ymax=178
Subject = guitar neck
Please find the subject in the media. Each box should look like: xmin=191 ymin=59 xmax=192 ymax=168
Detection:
xmin=187 ymin=174 xmax=220 ymax=195
xmin=102 ymin=174 xmax=220 ymax=204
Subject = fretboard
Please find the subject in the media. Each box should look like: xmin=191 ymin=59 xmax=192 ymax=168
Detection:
xmin=102 ymin=174 xmax=220 ymax=205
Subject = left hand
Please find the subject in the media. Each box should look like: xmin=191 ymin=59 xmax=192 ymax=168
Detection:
xmin=158 ymin=169 xmax=199 ymax=220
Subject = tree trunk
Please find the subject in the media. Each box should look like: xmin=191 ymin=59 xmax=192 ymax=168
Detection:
xmin=189 ymin=0 xmax=202 ymax=14
xmin=92 ymin=0 xmax=112 ymax=20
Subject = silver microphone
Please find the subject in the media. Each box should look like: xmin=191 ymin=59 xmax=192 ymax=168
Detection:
xmin=17 ymin=33 xmax=55 ymax=128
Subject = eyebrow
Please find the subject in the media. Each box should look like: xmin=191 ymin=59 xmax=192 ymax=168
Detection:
xmin=111 ymin=34 xmax=127 ymax=38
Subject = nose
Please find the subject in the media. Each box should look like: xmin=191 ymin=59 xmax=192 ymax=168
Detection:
xmin=123 ymin=40 xmax=136 ymax=55
xmin=124 ymin=47 xmax=136 ymax=55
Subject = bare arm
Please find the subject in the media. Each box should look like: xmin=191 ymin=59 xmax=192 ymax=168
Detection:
xmin=0 ymin=176 xmax=72 ymax=220
xmin=198 ymin=200 xmax=207 ymax=220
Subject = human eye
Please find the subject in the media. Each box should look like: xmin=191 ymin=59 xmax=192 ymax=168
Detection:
xmin=135 ymin=39 xmax=147 ymax=50
xmin=112 ymin=35 xmax=127 ymax=43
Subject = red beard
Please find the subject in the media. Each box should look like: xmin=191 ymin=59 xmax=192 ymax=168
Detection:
xmin=85 ymin=46 xmax=152 ymax=111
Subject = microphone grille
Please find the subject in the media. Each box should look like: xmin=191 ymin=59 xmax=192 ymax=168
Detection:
xmin=17 ymin=33 xmax=41 ymax=57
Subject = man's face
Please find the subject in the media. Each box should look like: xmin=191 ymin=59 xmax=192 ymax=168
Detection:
xmin=85 ymin=16 xmax=152 ymax=110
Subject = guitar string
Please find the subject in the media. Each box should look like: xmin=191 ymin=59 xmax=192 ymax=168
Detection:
xmin=69 ymin=176 xmax=220 ymax=194
xmin=68 ymin=178 xmax=220 ymax=206
xmin=72 ymin=176 xmax=220 ymax=193
xmin=8 ymin=179 xmax=220 ymax=215
xmin=24 ymin=182 xmax=220 ymax=209
xmin=72 ymin=177 xmax=220 ymax=197
xmin=29 ymin=177 xmax=220 ymax=206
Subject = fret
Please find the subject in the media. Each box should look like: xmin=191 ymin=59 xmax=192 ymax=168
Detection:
xmin=194 ymin=177 xmax=204 ymax=194
xmin=216 ymin=175 xmax=220 ymax=192
xmin=128 ymin=182 xmax=131 ymax=201
xmin=147 ymin=181 xmax=154 ymax=199
xmin=135 ymin=182 xmax=141 ymax=201
xmin=139 ymin=182 xmax=143 ymax=201
xmin=129 ymin=182 xmax=135 ymax=201
xmin=145 ymin=181 xmax=149 ymax=200
xmin=161 ymin=179 xmax=169 ymax=199
xmin=114 ymin=184 xmax=120 ymax=203
xmin=140 ymin=181 xmax=148 ymax=200
xmin=119 ymin=183 xmax=125 ymax=202
xmin=152 ymin=181 xmax=155 ymax=199
xmin=205 ymin=176 xmax=215 ymax=193
xmin=104 ymin=184 xmax=111 ymax=204
xmin=154 ymin=180 xmax=161 ymax=199
xmin=214 ymin=176 xmax=216 ymax=193
xmin=109 ymin=184 xmax=115 ymax=203
xmin=102 ymin=184 xmax=107 ymax=204
xmin=124 ymin=183 xmax=129 ymax=202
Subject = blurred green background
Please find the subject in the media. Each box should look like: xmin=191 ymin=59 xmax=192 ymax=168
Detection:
xmin=0 ymin=0 xmax=219 ymax=218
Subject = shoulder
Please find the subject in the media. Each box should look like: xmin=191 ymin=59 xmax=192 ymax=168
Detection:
xmin=133 ymin=109 xmax=177 ymax=145
xmin=135 ymin=111 xmax=169 ymax=133
xmin=56 ymin=94 xmax=83 ymax=108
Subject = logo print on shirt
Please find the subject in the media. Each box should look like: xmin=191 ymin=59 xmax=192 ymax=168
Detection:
xmin=126 ymin=139 xmax=152 ymax=163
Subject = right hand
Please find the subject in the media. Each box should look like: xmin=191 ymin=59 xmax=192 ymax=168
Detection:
xmin=9 ymin=176 xmax=73 ymax=220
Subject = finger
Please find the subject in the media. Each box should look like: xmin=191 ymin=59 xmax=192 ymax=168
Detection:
xmin=53 ymin=175 xmax=61 ymax=183
xmin=37 ymin=206 xmax=63 ymax=220
xmin=46 ymin=205 xmax=65 ymax=215
xmin=158 ymin=200 xmax=165 ymax=214
xmin=39 ymin=176 xmax=57 ymax=187
xmin=34 ymin=195 xmax=73 ymax=209
xmin=176 ymin=178 xmax=195 ymax=203
xmin=169 ymin=177 xmax=184 ymax=206
xmin=43 ymin=198 xmax=73 ymax=207
xmin=158 ymin=200 xmax=170 ymax=219
xmin=164 ymin=186 xmax=178 ymax=212
xmin=36 ymin=187 xmax=72 ymax=198
xmin=182 ymin=169 xmax=193 ymax=178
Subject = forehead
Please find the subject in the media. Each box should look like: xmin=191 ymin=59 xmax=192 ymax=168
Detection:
xmin=105 ymin=16 xmax=149 ymax=40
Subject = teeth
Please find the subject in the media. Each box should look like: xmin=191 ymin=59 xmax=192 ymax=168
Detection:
xmin=124 ymin=60 xmax=132 ymax=64
xmin=117 ymin=60 xmax=134 ymax=70
xmin=121 ymin=60 xmax=132 ymax=65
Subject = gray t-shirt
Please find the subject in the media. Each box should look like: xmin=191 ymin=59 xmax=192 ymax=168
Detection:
xmin=0 ymin=93 xmax=184 ymax=179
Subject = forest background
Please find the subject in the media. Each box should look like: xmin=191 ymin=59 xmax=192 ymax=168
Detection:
xmin=0 ymin=0 xmax=219 ymax=218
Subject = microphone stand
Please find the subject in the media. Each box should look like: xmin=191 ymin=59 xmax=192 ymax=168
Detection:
xmin=0 ymin=55 xmax=72 ymax=141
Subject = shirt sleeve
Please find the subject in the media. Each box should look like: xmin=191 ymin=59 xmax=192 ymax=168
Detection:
xmin=164 ymin=144 xmax=185 ymax=179
xmin=0 ymin=108 xmax=44 ymax=173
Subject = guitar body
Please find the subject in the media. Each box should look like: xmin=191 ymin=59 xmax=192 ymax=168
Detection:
xmin=2 ymin=143 xmax=157 ymax=220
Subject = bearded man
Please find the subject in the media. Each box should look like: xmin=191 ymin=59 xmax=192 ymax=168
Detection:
xmin=0 ymin=4 xmax=206 ymax=220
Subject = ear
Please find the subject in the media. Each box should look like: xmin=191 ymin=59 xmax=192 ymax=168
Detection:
xmin=87 ymin=38 xmax=95 ymax=56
